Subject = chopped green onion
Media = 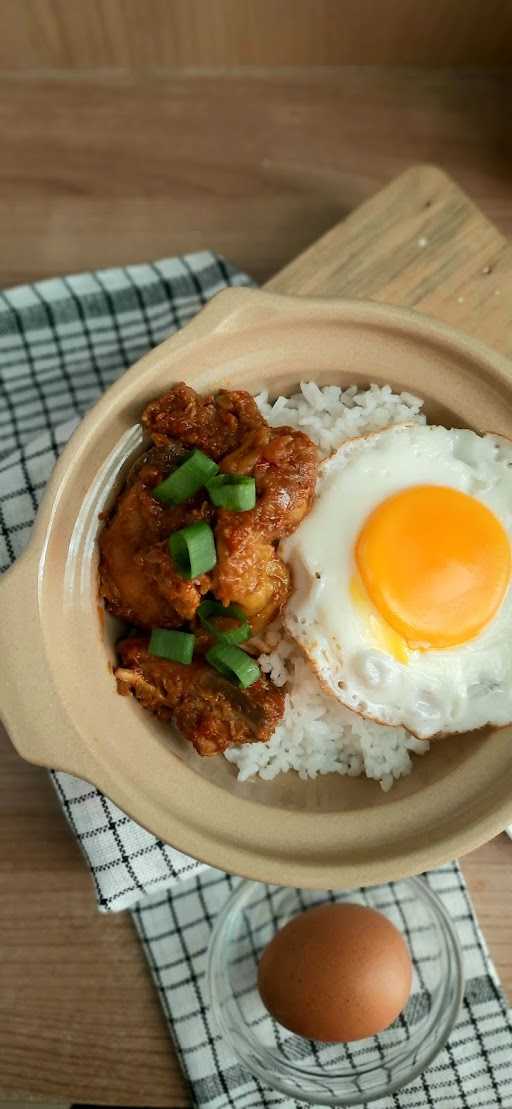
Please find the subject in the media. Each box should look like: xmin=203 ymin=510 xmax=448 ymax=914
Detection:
xmin=206 ymin=643 xmax=260 ymax=688
xmin=149 ymin=628 xmax=195 ymax=664
xmin=153 ymin=450 xmax=219 ymax=505
xmin=206 ymin=473 xmax=256 ymax=511
xmin=169 ymin=521 xmax=217 ymax=578
xmin=197 ymin=599 xmax=251 ymax=645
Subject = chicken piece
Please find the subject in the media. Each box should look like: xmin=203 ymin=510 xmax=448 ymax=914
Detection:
xmin=116 ymin=637 xmax=285 ymax=756
xmin=142 ymin=382 xmax=264 ymax=459
xmin=136 ymin=543 xmax=211 ymax=622
xmin=221 ymin=425 xmax=319 ymax=539
xmin=213 ymin=425 xmax=319 ymax=617
xmin=99 ymin=444 xmax=214 ymax=628
xmin=214 ymin=528 xmax=290 ymax=630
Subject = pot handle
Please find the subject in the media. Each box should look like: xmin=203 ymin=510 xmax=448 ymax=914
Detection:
xmin=0 ymin=552 xmax=90 ymax=779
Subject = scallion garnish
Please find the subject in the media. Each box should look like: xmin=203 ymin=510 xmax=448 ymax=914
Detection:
xmin=206 ymin=643 xmax=260 ymax=688
xmin=169 ymin=521 xmax=217 ymax=578
xmin=206 ymin=473 xmax=256 ymax=511
xmin=149 ymin=628 xmax=195 ymax=664
xmin=154 ymin=449 xmax=219 ymax=505
xmin=197 ymin=599 xmax=250 ymax=645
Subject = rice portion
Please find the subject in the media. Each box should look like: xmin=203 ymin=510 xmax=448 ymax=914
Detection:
xmin=225 ymin=652 xmax=430 ymax=791
xmin=225 ymin=382 xmax=430 ymax=791
xmin=256 ymin=381 xmax=425 ymax=456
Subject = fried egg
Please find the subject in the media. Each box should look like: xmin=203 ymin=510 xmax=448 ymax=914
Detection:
xmin=281 ymin=424 xmax=512 ymax=739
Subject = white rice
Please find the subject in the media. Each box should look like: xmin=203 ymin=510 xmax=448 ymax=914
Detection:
xmin=224 ymin=383 xmax=429 ymax=791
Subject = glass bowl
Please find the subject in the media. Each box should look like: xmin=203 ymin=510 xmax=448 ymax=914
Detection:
xmin=207 ymin=876 xmax=464 ymax=1106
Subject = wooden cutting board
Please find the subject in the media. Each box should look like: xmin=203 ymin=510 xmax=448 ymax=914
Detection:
xmin=270 ymin=163 xmax=512 ymax=355
xmin=1 ymin=163 xmax=511 ymax=1108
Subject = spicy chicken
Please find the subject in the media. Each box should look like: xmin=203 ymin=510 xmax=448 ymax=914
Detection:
xmin=214 ymin=424 xmax=319 ymax=620
xmin=99 ymin=444 xmax=214 ymax=628
xmin=142 ymin=383 xmax=264 ymax=457
xmin=99 ymin=383 xmax=319 ymax=756
xmin=116 ymin=637 xmax=285 ymax=756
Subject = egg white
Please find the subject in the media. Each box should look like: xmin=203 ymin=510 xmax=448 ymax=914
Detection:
xmin=281 ymin=424 xmax=512 ymax=740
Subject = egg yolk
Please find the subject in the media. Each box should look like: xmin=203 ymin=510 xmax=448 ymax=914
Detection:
xmin=355 ymin=485 xmax=511 ymax=649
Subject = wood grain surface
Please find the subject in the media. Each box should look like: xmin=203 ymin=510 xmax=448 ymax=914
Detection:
xmin=2 ymin=0 xmax=512 ymax=70
xmin=0 ymin=69 xmax=511 ymax=290
xmin=1 ymin=73 xmax=512 ymax=1107
xmin=269 ymin=163 xmax=512 ymax=355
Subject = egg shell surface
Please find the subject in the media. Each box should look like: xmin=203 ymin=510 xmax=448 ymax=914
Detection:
xmin=257 ymin=901 xmax=412 ymax=1043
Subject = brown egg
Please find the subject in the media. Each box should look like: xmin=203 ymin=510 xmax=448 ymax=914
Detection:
xmin=257 ymin=901 xmax=412 ymax=1043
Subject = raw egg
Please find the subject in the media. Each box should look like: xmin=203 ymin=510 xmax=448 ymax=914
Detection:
xmin=257 ymin=901 xmax=412 ymax=1043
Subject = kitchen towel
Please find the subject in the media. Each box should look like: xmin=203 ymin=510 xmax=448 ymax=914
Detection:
xmin=1 ymin=254 xmax=511 ymax=1108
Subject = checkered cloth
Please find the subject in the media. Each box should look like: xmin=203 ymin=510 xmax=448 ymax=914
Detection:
xmin=1 ymin=255 xmax=512 ymax=1108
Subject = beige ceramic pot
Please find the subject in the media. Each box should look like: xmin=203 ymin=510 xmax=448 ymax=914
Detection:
xmin=2 ymin=288 xmax=512 ymax=888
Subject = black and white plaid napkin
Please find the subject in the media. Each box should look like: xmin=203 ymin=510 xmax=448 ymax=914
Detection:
xmin=1 ymin=254 xmax=511 ymax=1108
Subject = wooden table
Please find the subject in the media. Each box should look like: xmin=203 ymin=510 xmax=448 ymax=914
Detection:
xmin=1 ymin=70 xmax=512 ymax=1108
xmin=1 ymin=68 xmax=512 ymax=290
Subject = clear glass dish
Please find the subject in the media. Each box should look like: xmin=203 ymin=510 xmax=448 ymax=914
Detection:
xmin=208 ymin=876 xmax=464 ymax=1106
